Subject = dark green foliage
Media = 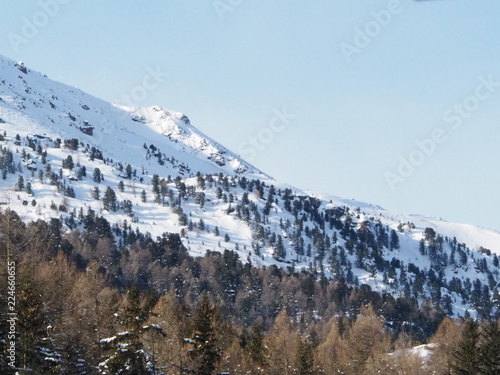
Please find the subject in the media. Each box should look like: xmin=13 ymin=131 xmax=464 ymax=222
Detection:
xmin=15 ymin=175 xmax=24 ymax=191
xmin=187 ymin=294 xmax=220 ymax=375
xmin=103 ymin=187 xmax=118 ymax=211
xmin=295 ymin=338 xmax=314 ymax=375
xmin=125 ymin=164 xmax=133 ymax=179
xmin=93 ymin=167 xmax=102 ymax=183
xmin=76 ymin=165 xmax=86 ymax=179
xmin=63 ymin=138 xmax=79 ymax=150
xmin=390 ymin=229 xmax=400 ymax=250
xmin=92 ymin=186 xmax=100 ymax=200
xmin=246 ymin=325 xmax=266 ymax=367
xmin=99 ymin=285 xmax=155 ymax=375
xmin=121 ymin=199 xmax=133 ymax=215
xmin=274 ymin=235 xmax=285 ymax=259
xmin=16 ymin=273 xmax=60 ymax=374
xmin=25 ymin=181 xmax=33 ymax=195
xmin=453 ymin=319 xmax=481 ymax=375
xmin=64 ymin=185 xmax=75 ymax=198
xmin=479 ymin=321 xmax=500 ymax=374
xmin=62 ymin=155 xmax=74 ymax=170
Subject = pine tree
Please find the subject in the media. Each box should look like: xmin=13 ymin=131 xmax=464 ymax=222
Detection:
xmin=274 ymin=235 xmax=286 ymax=259
xmin=25 ymin=182 xmax=33 ymax=195
xmin=152 ymin=174 xmax=160 ymax=195
xmin=99 ymin=285 xmax=154 ymax=375
xmin=103 ymin=187 xmax=118 ymax=211
xmin=390 ymin=229 xmax=400 ymax=250
xmin=15 ymin=175 xmax=24 ymax=191
xmin=92 ymin=186 xmax=100 ymax=200
xmin=246 ymin=325 xmax=266 ymax=367
xmin=295 ymin=337 xmax=314 ymax=375
xmin=17 ymin=272 xmax=60 ymax=373
xmin=93 ymin=167 xmax=102 ymax=183
xmin=479 ymin=321 xmax=500 ymax=374
xmin=187 ymin=293 xmax=220 ymax=374
xmin=125 ymin=164 xmax=133 ymax=179
xmin=453 ymin=319 xmax=481 ymax=375
xmin=62 ymin=155 xmax=74 ymax=170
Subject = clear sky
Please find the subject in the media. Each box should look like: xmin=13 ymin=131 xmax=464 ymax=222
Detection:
xmin=1 ymin=0 xmax=500 ymax=232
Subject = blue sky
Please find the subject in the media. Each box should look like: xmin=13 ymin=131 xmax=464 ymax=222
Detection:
xmin=1 ymin=0 xmax=500 ymax=232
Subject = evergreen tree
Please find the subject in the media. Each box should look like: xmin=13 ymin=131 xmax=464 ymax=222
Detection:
xmin=92 ymin=186 xmax=100 ymax=200
xmin=295 ymin=337 xmax=314 ymax=375
xmin=125 ymin=164 xmax=133 ymax=179
xmin=152 ymin=174 xmax=160 ymax=195
xmin=15 ymin=175 xmax=24 ymax=191
xmin=25 ymin=182 xmax=33 ymax=195
xmin=216 ymin=187 xmax=223 ymax=200
xmin=390 ymin=229 xmax=400 ymax=250
xmin=17 ymin=272 xmax=60 ymax=373
xmin=62 ymin=155 xmax=74 ymax=170
xmin=274 ymin=235 xmax=286 ymax=259
xmin=246 ymin=325 xmax=266 ymax=367
xmin=479 ymin=321 xmax=500 ymax=374
xmin=103 ymin=187 xmax=118 ymax=211
xmin=121 ymin=199 xmax=133 ymax=216
xmin=64 ymin=186 xmax=76 ymax=198
xmin=453 ymin=319 xmax=481 ymax=375
xmin=187 ymin=293 xmax=220 ymax=374
xmin=93 ymin=167 xmax=102 ymax=183
xmin=77 ymin=165 xmax=86 ymax=179
xmin=99 ymin=285 xmax=154 ymax=375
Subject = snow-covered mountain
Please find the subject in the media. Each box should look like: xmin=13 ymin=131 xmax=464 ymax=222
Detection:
xmin=1 ymin=54 xmax=500 ymax=318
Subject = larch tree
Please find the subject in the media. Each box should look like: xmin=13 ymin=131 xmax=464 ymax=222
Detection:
xmin=428 ymin=317 xmax=462 ymax=375
xmin=264 ymin=309 xmax=299 ymax=375
xmin=344 ymin=304 xmax=391 ymax=375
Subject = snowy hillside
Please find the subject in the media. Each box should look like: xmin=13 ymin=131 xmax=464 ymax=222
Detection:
xmin=1 ymin=54 xmax=500 ymax=318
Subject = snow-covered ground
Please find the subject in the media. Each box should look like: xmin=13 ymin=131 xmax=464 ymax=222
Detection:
xmin=1 ymin=54 xmax=500 ymax=317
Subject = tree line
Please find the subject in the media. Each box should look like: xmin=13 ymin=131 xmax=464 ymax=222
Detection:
xmin=1 ymin=209 xmax=499 ymax=374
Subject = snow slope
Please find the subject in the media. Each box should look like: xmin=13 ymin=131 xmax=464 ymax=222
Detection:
xmin=1 ymin=55 xmax=500 ymax=318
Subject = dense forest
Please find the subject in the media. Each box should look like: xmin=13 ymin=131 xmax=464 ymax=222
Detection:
xmin=1 ymin=209 xmax=500 ymax=374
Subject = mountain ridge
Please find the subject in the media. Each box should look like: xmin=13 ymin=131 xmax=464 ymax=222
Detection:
xmin=1 ymin=54 xmax=500 ymax=318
